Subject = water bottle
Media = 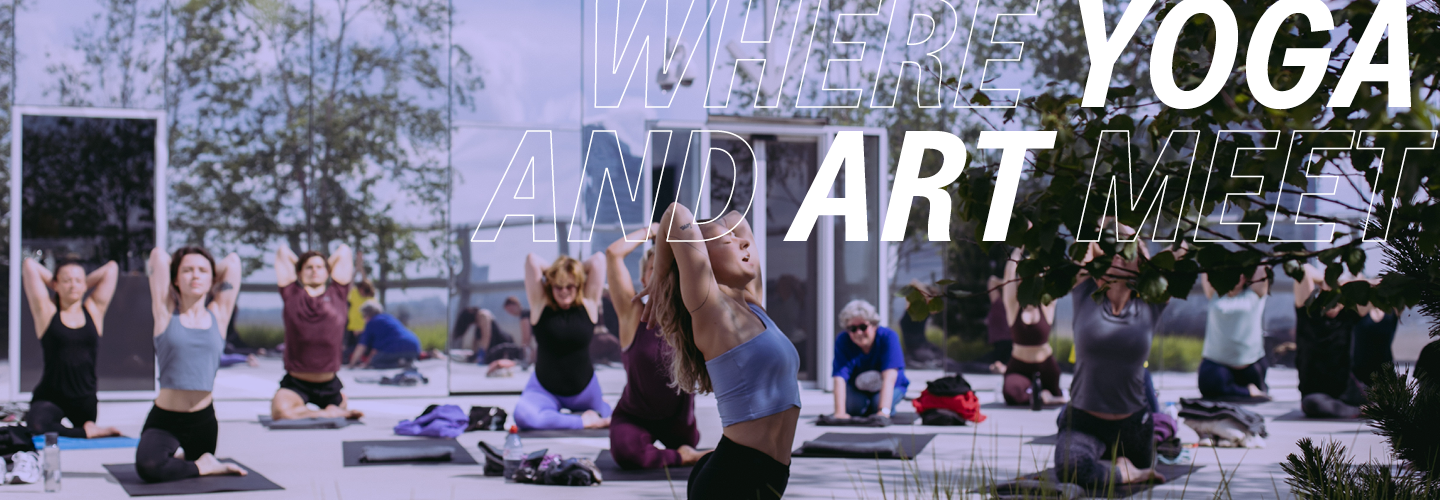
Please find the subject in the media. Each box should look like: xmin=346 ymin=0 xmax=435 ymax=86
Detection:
xmin=1164 ymin=401 xmax=1180 ymax=421
xmin=1030 ymin=374 xmax=1043 ymax=411
xmin=503 ymin=425 xmax=524 ymax=481
xmin=43 ymin=432 xmax=60 ymax=492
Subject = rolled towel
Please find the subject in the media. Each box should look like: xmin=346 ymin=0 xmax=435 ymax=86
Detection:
xmin=799 ymin=437 xmax=898 ymax=458
xmin=359 ymin=445 xmax=454 ymax=463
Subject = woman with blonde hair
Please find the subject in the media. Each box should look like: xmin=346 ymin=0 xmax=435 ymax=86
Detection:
xmin=513 ymin=252 xmax=611 ymax=430
xmin=639 ymin=204 xmax=799 ymax=500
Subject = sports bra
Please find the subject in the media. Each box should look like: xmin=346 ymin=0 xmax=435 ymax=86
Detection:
xmin=706 ymin=304 xmax=802 ymax=427
xmin=1011 ymin=306 xmax=1052 ymax=347
xmin=156 ymin=310 xmax=225 ymax=392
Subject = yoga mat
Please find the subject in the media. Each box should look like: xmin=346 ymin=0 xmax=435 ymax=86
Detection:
xmin=791 ymin=432 xmax=935 ymax=459
xmin=981 ymin=401 xmax=1066 ymax=410
xmin=103 ymin=460 xmax=282 ymax=497
xmin=1026 ymin=434 xmax=1060 ymax=445
xmin=257 ymin=414 xmax=361 ymax=429
xmin=518 ymin=428 xmax=610 ymax=438
xmin=1196 ymin=395 xmax=1273 ymax=405
xmin=593 ymin=450 xmax=693 ymax=482
xmin=341 ymin=439 xmax=477 ymax=467
xmin=32 ymin=435 xmax=139 ymax=450
xmin=1272 ymin=409 xmax=1370 ymax=422
xmin=811 ymin=413 xmax=919 ymax=426
xmin=995 ymin=463 xmax=1203 ymax=498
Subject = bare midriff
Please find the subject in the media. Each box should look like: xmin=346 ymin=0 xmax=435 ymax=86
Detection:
xmin=155 ymin=388 xmax=213 ymax=413
xmin=1011 ymin=343 xmax=1053 ymax=363
xmin=722 ymin=407 xmax=800 ymax=465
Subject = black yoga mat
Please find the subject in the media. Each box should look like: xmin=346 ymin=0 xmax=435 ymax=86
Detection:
xmin=811 ymin=412 xmax=919 ymax=426
xmin=341 ymin=439 xmax=477 ymax=467
xmin=258 ymin=414 xmax=361 ymax=429
xmin=980 ymin=401 xmax=1066 ymax=410
xmin=593 ymin=450 xmax=693 ymax=482
xmin=1272 ymin=409 xmax=1370 ymax=422
xmin=103 ymin=460 xmax=282 ymax=497
xmin=792 ymin=432 xmax=935 ymax=459
xmin=994 ymin=463 xmax=1204 ymax=498
xmin=518 ymin=428 xmax=610 ymax=438
xmin=1196 ymin=395 xmax=1273 ymax=405
xmin=1026 ymin=434 xmax=1060 ymax=445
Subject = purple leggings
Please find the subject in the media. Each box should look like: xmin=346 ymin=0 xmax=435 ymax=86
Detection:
xmin=514 ymin=374 xmax=613 ymax=430
xmin=609 ymin=405 xmax=699 ymax=469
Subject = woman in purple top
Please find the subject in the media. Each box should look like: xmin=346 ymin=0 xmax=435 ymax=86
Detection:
xmin=605 ymin=224 xmax=707 ymax=469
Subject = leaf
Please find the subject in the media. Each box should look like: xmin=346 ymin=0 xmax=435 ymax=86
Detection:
xmin=1283 ymin=259 xmax=1304 ymax=282
xmin=1324 ymin=263 xmax=1343 ymax=289
xmin=1150 ymin=250 xmax=1176 ymax=271
xmin=1340 ymin=280 xmax=1370 ymax=305
xmin=1345 ymin=248 xmax=1366 ymax=275
xmin=972 ymin=91 xmax=991 ymax=106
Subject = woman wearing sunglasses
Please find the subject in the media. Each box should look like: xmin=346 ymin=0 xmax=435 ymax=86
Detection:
xmin=513 ymin=253 xmax=612 ymax=430
xmin=830 ymin=300 xmax=908 ymax=420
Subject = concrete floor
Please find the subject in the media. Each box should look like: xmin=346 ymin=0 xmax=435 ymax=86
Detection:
xmin=0 ymin=365 xmax=1397 ymax=499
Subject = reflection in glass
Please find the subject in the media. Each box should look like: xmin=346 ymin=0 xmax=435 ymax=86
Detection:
xmin=764 ymin=140 xmax=819 ymax=381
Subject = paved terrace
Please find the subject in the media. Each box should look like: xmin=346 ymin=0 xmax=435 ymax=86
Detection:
xmin=0 ymin=360 xmax=1395 ymax=499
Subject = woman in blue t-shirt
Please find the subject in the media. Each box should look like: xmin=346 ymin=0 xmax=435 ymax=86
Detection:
xmin=832 ymin=300 xmax=909 ymax=419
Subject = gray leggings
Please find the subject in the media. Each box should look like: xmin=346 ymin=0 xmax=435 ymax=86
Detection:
xmin=1053 ymin=407 xmax=1154 ymax=490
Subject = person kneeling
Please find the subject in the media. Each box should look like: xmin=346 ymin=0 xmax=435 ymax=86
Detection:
xmin=832 ymin=300 xmax=908 ymax=420
xmin=347 ymin=301 xmax=421 ymax=370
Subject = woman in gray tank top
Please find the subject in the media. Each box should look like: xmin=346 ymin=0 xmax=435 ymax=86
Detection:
xmin=134 ymin=247 xmax=246 ymax=483
xmin=1055 ymin=234 xmax=1178 ymax=489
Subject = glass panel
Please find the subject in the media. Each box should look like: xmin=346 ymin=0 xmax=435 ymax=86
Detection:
xmin=19 ymin=114 xmax=159 ymax=392
xmin=708 ymin=138 xmax=755 ymax=223
xmin=15 ymin=0 xmax=167 ymax=108
xmin=764 ymin=139 xmax=819 ymax=381
xmin=834 ymin=134 xmax=881 ymax=342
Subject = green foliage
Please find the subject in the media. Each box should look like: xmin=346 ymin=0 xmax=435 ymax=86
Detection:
xmin=236 ymin=325 xmax=285 ymax=350
xmin=409 ymin=323 xmax=448 ymax=351
xmin=1283 ymin=438 xmax=1438 ymax=499
xmin=1148 ymin=335 xmax=1204 ymax=372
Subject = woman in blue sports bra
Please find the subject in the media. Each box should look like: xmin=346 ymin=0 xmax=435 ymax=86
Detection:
xmin=640 ymin=203 xmax=801 ymax=500
xmin=136 ymin=247 xmax=247 ymax=482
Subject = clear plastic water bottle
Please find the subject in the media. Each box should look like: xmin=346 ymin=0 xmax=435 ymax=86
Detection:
xmin=503 ymin=425 xmax=524 ymax=481
xmin=1164 ymin=401 xmax=1180 ymax=421
xmin=43 ymin=432 xmax=60 ymax=492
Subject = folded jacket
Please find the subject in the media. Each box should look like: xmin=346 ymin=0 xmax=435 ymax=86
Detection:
xmin=394 ymin=404 xmax=469 ymax=438
xmin=1178 ymin=398 xmax=1267 ymax=437
xmin=911 ymin=390 xmax=986 ymax=423
xmin=359 ymin=445 xmax=454 ymax=463
xmin=799 ymin=437 xmax=898 ymax=457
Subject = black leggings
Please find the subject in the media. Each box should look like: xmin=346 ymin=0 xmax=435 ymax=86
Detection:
xmin=136 ymin=404 xmax=218 ymax=483
xmin=687 ymin=435 xmax=789 ymax=500
xmin=28 ymin=396 xmax=97 ymax=438
xmin=1054 ymin=407 xmax=1154 ymax=490
xmin=1002 ymin=355 xmax=1062 ymax=405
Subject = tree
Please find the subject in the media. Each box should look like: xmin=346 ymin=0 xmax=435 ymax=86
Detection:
xmin=47 ymin=0 xmax=484 ymax=299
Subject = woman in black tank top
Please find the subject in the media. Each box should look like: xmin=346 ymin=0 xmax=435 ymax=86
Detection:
xmin=21 ymin=256 xmax=121 ymax=439
xmin=513 ymin=253 xmax=613 ymax=430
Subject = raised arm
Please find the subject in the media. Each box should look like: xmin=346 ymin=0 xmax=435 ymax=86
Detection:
xmin=1200 ymin=273 xmax=1216 ymax=300
xmin=1002 ymin=248 xmax=1022 ymax=324
xmin=607 ymin=225 xmax=654 ymax=347
xmin=1249 ymin=266 xmax=1270 ymax=298
xmin=523 ymin=253 xmax=549 ymax=325
xmin=86 ymin=261 xmax=120 ymax=312
xmin=148 ymin=248 xmax=174 ymax=335
xmin=22 ymin=258 xmax=58 ymax=338
xmin=329 ymin=244 xmax=355 ymax=286
xmin=1294 ymin=263 xmax=1321 ymax=308
xmin=649 ymin=202 xmax=722 ymax=315
xmin=275 ymin=246 xmax=299 ymax=289
xmin=581 ymin=252 xmax=606 ymax=304
xmin=211 ymin=253 xmax=243 ymax=336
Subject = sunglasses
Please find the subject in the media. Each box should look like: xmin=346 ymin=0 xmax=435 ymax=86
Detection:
xmin=846 ymin=323 xmax=870 ymax=333
xmin=550 ymin=284 xmax=578 ymax=292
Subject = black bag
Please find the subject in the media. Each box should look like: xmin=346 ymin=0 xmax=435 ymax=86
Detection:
xmin=467 ymin=406 xmax=508 ymax=432
xmin=0 ymin=426 xmax=36 ymax=456
xmin=925 ymin=374 xmax=972 ymax=397
xmin=540 ymin=457 xmax=603 ymax=486
xmin=920 ymin=409 xmax=966 ymax=426
xmin=477 ymin=441 xmax=505 ymax=476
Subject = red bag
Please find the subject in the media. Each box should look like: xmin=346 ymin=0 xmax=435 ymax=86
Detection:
xmin=911 ymin=390 xmax=986 ymax=424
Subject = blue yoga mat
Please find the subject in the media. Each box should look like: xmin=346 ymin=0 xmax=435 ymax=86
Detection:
xmin=32 ymin=436 xmax=140 ymax=450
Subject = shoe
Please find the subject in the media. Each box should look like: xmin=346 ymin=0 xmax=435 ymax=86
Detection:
xmin=7 ymin=451 xmax=40 ymax=484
